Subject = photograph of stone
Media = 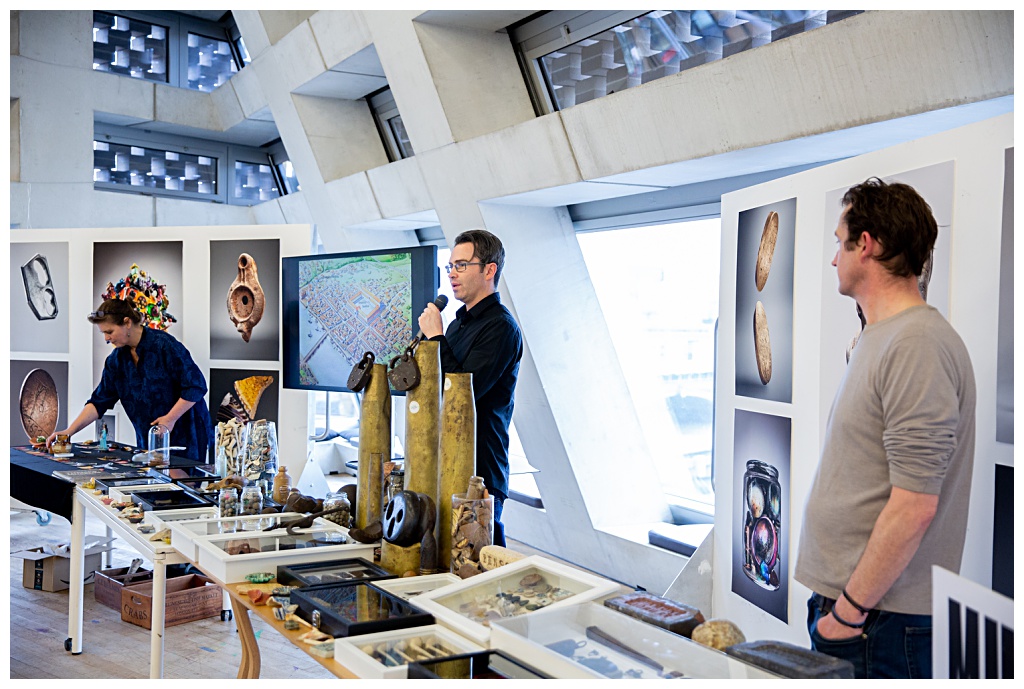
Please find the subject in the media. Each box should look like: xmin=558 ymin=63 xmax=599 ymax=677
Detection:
xmin=9 ymin=359 xmax=68 ymax=446
xmin=735 ymin=198 xmax=795 ymax=403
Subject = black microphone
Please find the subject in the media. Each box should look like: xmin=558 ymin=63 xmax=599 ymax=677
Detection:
xmin=415 ymin=295 xmax=448 ymax=340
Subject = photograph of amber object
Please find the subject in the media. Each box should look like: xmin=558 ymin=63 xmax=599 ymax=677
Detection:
xmin=19 ymin=368 xmax=60 ymax=442
xmin=227 ymin=253 xmax=265 ymax=342
xmin=21 ymin=253 xmax=58 ymax=320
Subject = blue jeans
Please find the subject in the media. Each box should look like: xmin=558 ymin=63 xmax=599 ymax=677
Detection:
xmin=807 ymin=594 xmax=933 ymax=679
xmin=493 ymin=495 xmax=506 ymax=547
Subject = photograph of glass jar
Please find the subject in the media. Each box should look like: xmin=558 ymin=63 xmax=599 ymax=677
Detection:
xmin=742 ymin=459 xmax=781 ymax=591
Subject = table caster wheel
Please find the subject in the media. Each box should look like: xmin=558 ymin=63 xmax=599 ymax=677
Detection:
xmin=221 ymin=610 xmax=233 ymax=622
xmin=64 ymin=638 xmax=73 ymax=652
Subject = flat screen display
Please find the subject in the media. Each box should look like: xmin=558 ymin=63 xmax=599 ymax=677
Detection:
xmin=282 ymin=245 xmax=438 ymax=392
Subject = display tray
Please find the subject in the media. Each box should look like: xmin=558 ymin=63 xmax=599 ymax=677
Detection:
xmin=147 ymin=464 xmax=217 ymax=481
xmin=407 ymin=650 xmax=552 ymax=679
xmin=192 ymin=528 xmax=376 ymax=583
xmin=334 ymin=624 xmax=485 ymax=679
xmin=374 ymin=573 xmax=461 ymax=602
xmin=54 ymin=469 xmax=143 ymax=484
xmin=291 ymin=580 xmax=434 ymax=639
xmin=94 ymin=476 xmax=171 ymax=493
xmin=277 ymin=557 xmax=395 ymax=588
xmin=131 ymin=488 xmax=212 ymax=511
xmin=169 ymin=513 xmax=338 ymax=562
xmin=409 ymin=555 xmax=622 ymax=645
xmin=110 ymin=482 xmax=184 ymax=502
xmin=143 ymin=506 xmax=219 ymax=527
xmin=490 ymin=602 xmax=781 ymax=679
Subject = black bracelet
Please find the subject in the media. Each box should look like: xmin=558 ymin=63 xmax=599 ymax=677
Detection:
xmin=842 ymin=588 xmax=871 ymax=615
xmin=830 ymin=605 xmax=867 ymax=629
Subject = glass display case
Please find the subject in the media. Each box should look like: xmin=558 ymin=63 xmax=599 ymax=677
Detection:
xmin=374 ymin=573 xmax=461 ymax=602
xmin=131 ymin=488 xmax=211 ymax=512
xmin=407 ymin=650 xmax=552 ymax=679
xmin=490 ymin=602 xmax=781 ymax=679
xmin=143 ymin=506 xmax=218 ymax=528
xmin=290 ymin=581 xmax=434 ymax=638
xmin=409 ymin=555 xmax=622 ymax=645
xmin=109 ymin=482 xmax=183 ymax=502
xmin=192 ymin=528 xmax=376 ymax=583
xmin=333 ymin=624 xmax=485 ymax=679
xmin=276 ymin=558 xmax=393 ymax=588
xmin=95 ymin=476 xmax=170 ymax=494
xmin=167 ymin=513 xmax=336 ymax=561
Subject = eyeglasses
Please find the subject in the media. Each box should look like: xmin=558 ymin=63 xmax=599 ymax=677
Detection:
xmin=444 ymin=261 xmax=488 ymax=274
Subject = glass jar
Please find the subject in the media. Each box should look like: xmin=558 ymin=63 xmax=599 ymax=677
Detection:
xmin=147 ymin=424 xmax=170 ymax=466
xmin=386 ymin=468 xmax=405 ymax=504
xmin=240 ymin=420 xmax=278 ymax=484
xmin=742 ymin=459 xmax=781 ymax=591
xmin=240 ymin=483 xmax=263 ymax=518
xmin=322 ymin=490 xmax=352 ymax=529
xmin=218 ymin=487 xmax=239 ymax=531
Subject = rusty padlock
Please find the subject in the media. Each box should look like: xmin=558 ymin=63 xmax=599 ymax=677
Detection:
xmin=346 ymin=351 xmax=375 ymax=392
xmin=387 ymin=348 xmax=420 ymax=391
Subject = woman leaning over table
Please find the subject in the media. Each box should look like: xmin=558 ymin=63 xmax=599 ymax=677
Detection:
xmin=46 ymin=298 xmax=214 ymax=461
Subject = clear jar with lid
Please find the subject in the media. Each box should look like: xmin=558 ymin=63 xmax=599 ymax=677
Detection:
xmin=386 ymin=468 xmax=405 ymax=503
xmin=240 ymin=484 xmax=264 ymax=530
xmin=322 ymin=490 xmax=352 ymax=529
xmin=218 ymin=487 xmax=239 ymax=532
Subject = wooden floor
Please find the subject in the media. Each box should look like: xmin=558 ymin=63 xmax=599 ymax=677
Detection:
xmin=7 ymin=506 xmax=578 ymax=680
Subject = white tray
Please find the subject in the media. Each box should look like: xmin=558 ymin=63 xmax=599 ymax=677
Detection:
xmin=168 ymin=513 xmax=335 ymax=562
xmin=143 ymin=506 xmax=219 ymax=528
xmin=374 ymin=573 xmax=461 ymax=601
xmin=335 ymin=624 xmax=485 ymax=679
xmin=490 ymin=602 xmax=780 ymax=679
xmin=409 ymin=555 xmax=621 ymax=646
xmin=192 ymin=526 xmax=376 ymax=583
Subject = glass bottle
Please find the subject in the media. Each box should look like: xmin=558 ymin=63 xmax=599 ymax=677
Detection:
xmin=323 ymin=489 xmax=352 ymax=529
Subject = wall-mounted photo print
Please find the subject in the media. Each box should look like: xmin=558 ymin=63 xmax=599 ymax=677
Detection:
xmin=10 ymin=360 xmax=69 ymax=446
xmin=996 ymin=148 xmax=1013 ymax=444
xmin=731 ymin=408 xmax=791 ymax=623
xmin=92 ymin=241 xmax=184 ymax=383
xmin=10 ymin=242 xmax=70 ymax=353
xmin=735 ymin=198 xmax=796 ymax=402
xmin=210 ymin=239 xmax=280 ymax=361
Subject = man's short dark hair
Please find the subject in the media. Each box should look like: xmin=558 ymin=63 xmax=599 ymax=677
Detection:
xmin=841 ymin=177 xmax=937 ymax=278
xmin=454 ymin=229 xmax=506 ymax=284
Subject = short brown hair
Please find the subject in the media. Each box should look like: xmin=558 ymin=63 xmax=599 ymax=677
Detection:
xmin=841 ymin=178 xmax=937 ymax=278
xmin=87 ymin=298 xmax=141 ymax=326
xmin=454 ymin=229 xmax=506 ymax=284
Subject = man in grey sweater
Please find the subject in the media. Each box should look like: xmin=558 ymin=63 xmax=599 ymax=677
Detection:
xmin=795 ymin=178 xmax=976 ymax=679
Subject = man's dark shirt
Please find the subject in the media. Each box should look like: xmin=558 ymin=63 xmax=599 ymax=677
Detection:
xmin=88 ymin=326 xmax=214 ymax=461
xmin=431 ymin=292 xmax=522 ymax=500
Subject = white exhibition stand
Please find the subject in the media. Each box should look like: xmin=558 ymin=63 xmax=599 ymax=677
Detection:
xmin=67 ymin=487 xmax=190 ymax=679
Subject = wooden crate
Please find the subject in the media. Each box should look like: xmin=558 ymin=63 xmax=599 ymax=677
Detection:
xmin=94 ymin=566 xmax=154 ymax=610
xmin=120 ymin=574 xmax=222 ymax=629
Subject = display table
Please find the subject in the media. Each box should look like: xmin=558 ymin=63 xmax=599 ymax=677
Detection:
xmin=10 ymin=447 xmax=82 ymax=520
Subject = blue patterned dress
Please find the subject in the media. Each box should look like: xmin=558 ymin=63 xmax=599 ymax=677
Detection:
xmin=88 ymin=327 xmax=213 ymax=461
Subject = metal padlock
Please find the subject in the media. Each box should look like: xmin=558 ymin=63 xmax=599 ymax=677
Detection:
xmin=346 ymin=351 xmax=375 ymax=392
xmin=387 ymin=350 xmax=420 ymax=391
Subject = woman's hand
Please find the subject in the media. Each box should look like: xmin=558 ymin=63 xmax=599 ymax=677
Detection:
xmin=151 ymin=415 xmax=177 ymax=433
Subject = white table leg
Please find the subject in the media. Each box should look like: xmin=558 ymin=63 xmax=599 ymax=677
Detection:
xmin=149 ymin=559 xmax=167 ymax=679
xmin=66 ymin=490 xmax=85 ymax=654
xmin=104 ymin=525 xmax=113 ymax=568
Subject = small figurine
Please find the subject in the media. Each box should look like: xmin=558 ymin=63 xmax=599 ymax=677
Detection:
xmin=99 ymin=423 xmax=109 ymax=451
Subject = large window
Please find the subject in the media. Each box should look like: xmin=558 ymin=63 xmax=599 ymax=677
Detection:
xmin=369 ymin=88 xmax=415 ymax=161
xmin=513 ymin=10 xmax=862 ymax=113
xmin=577 ymin=216 xmax=720 ymax=510
xmin=92 ymin=11 xmax=249 ymax=92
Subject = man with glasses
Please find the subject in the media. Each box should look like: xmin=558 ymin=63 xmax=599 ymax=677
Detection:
xmin=418 ymin=229 xmax=523 ymax=546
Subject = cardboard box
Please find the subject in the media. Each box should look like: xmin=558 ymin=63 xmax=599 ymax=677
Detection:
xmin=94 ymin=566 xmax=155 ymax=610
xmin=12 ymin=537 xmax=114 ymax=592
xmin=120 ymin=574 xmax=222 ymax=629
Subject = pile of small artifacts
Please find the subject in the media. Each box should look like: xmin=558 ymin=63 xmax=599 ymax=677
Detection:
xmin=358 ymin=635 xmax=461 ymax=667
xmin=101 ymin=263 xmax=175 ymax=330
xmin=544 ymin=626 xmax=686 ymax=679
xmin=451 ymin=476 xmax=493 ymax=579
xmin=240 ymin=419 xmax=278 ymax=483
xmin=215 ymin=418 xmax=245 ymax=476
xmin=456 ymin=570 xmax=575 ymax=625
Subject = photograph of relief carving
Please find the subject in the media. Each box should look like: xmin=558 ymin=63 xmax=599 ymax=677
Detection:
xmin=210 ymin=239 xmax=280 ymax=361
xmin=21 ymin=253 xmax=58 ymax=320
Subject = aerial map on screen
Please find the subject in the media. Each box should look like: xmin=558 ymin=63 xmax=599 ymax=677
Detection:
xmin=297 ymin=253 xmax=412 ymax=387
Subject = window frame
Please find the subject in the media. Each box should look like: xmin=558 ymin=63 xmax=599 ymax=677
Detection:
xmin=368 ymin=87 xmax=414 ymax=162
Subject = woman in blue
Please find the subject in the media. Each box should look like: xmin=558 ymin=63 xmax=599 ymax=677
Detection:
xmin=47 ymin=298 xmax=214 ymax=461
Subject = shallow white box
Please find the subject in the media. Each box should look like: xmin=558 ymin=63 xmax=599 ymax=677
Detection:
xmin=335 ymin=624 xmax=485 ymax=679
xmin=109 ymin=482 xmax=182 ymax=502
xmin=143 ymin=506 xmax=218 ymax=528
xmin=374 ymin=573 xmax=460 ymax=601
xmin=168 ymin=513 xmax=334 ymax=561
xmin=192 ymin=527 xmax=376 ymax=583
xmin=490 ymin=602 xmax=780 ymax=679
xmin=409 ymin=555 xmax=621 ymax=646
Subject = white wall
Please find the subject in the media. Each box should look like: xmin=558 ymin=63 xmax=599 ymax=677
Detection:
xmin=713 ymin=113 xmax=1013 ymax=645
xmin=9 ymin=224 xmax=314 ymax=482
